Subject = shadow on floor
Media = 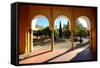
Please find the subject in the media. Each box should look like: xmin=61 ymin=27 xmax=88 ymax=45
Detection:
xmin=44 ymin=41 xmax=89 ymax=63
xmin=70 ymin=47 xmax=93 ymax=61
xmin=20 ymin=40 xmax=90 ymax=62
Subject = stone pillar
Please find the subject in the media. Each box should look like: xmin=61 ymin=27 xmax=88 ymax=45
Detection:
xmin=70 ymin=8 xmax=75 ymax=50
xmin=50 ymin=8 xmax=54 ymax=51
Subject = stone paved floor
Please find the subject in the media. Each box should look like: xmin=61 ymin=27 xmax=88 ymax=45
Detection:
xmin=19 ymin=49 xmax=69 ymax=64
xmin=48 ymin=45 xmax=89 ymax=62
xmin=19 ymin=44 xmax=92 ymax=64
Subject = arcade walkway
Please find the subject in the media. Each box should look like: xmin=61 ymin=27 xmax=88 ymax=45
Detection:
xmin=19 ymin=44 xmax=93 ymax=64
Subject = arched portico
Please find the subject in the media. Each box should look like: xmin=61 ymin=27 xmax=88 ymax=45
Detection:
xmin=18 ymin=4 xmax=97 ymax=59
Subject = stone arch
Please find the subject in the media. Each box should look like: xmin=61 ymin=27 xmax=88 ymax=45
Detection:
xmin=76 ymin=16 xmax=91 ymax=30
xmin=31 ymin=15 xmax=50 ymax=30
xmin=75 ymin=16 xmax=91 ymax=48
xmin=54 ymin=15 xmax=71 ymax=30
xmin=52 ymin=15 xmax=72 ymax=50
xmin=30 ymin=15 xmax=50 ymax=51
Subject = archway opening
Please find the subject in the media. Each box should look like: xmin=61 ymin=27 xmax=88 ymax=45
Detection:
xmin=54 ymin=15 xmax=72 ymax=50
xmin=73 ymin=16 xmax=91 ymax=48
xmin=31 ymin=15 xmax=51 ymax=54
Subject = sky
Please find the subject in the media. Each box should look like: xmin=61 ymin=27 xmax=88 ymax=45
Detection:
xmin=32 ymin=17 xmax=49 ymax=30
xmin=32 ymin=16 xmax=88 ymax=30
xmin=54 ymin=17 xmax=68 ymax=29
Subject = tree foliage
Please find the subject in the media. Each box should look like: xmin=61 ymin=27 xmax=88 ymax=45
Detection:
xmin=75 ymin=20 xmax=89 ymax=37
xmin=63 ymin=29 xmax=71 ymax=38
xmin=42 ymin=27 xmax=51 ymax=37
xmin=74 ymin=20 xmax=89 ymax=43
xmin=59 ymin=21 xmax=62 ymax=38
xmin=33 ymin=26 xmax=51 ymax=38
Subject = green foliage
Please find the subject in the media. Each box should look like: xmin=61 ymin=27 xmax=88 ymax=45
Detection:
xmin=33 ymin=26 xmax=51 ymax=38
xmin=54 ymin=21 xmax=71 ymax=39
xmin=33 ymin=30 xmax=43 ymax=37
xmin=54 ymin=29 xmax=59 ymax=37
xmin=63 ymin=29 xmax=71 ymax=38
xmin=74 ymin=20 xmax=89 ymax=42
xmin=42 ymin=27 xmax=51 ymax=37
xmin=75 ymin=20 xmax=89 ymax=37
